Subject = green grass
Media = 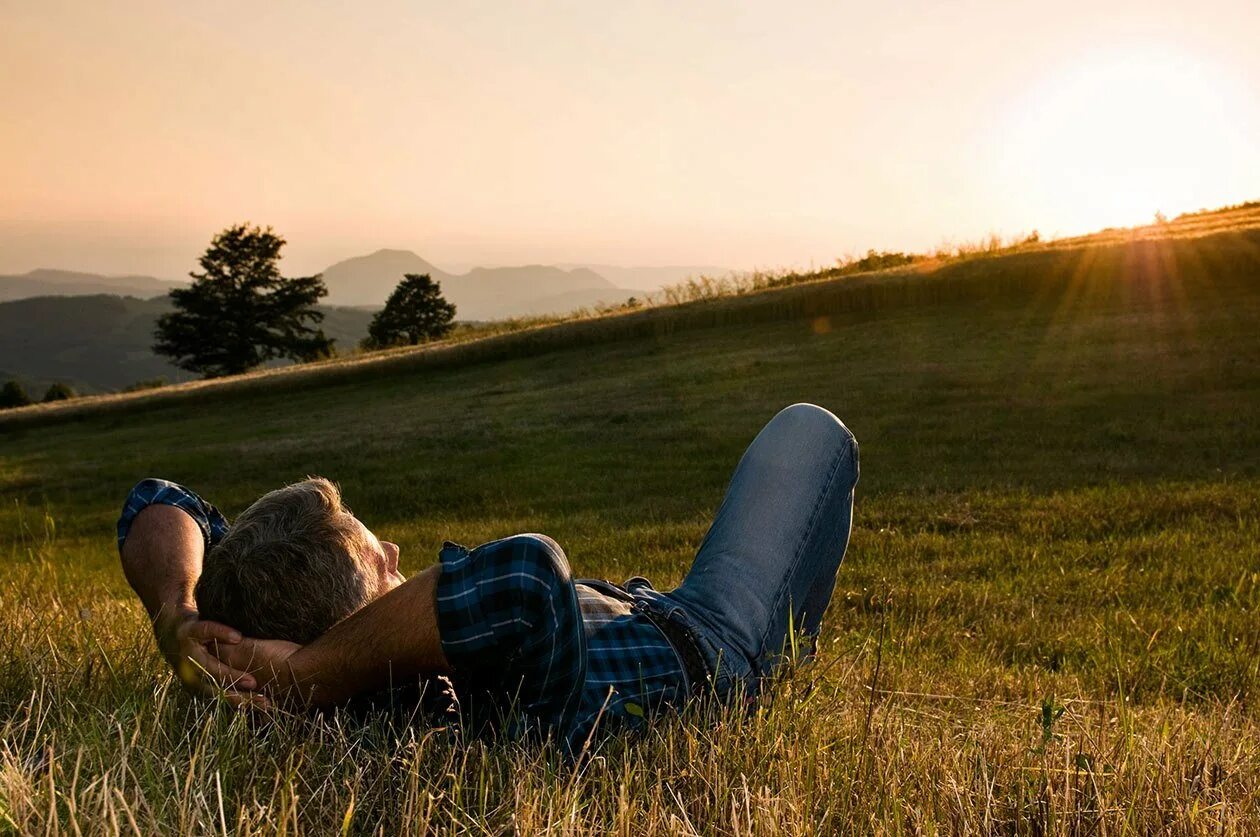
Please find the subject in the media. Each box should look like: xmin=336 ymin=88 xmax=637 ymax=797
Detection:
xmin=1 ymin=223 xmax=1259 ymax=832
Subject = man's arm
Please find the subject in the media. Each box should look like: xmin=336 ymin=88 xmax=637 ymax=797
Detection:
xmin=119 ymin=485 xmax=256 ymax=696
xmin=121 ymin=503 xmax=204 ymax=623
xmin=217 ymin=564 xmax=449 ymax=707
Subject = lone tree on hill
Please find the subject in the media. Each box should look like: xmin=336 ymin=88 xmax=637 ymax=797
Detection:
xmin=154 ymin=224 xmax=333 ymax=377
xmin=0 ymin=380 xmax=32 ymax=409
xmin=42 ymin=382 xmax=75 ymax=402
xmin=362 ymin=273 xmax=456 ymax=350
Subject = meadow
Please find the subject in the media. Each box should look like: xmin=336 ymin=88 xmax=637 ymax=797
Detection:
xmin=1 ymin=219 xmax=1259 ymax=833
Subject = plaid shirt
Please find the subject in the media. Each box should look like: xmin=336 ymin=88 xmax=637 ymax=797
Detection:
xmin=118 ymin=479 xmax=689 ymax=750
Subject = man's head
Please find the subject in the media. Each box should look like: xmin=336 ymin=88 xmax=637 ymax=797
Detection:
xmin=194 ymin=477 xmax=405 ymax=643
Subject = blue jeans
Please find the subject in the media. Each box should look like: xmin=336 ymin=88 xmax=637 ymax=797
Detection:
xmin=635 ymin=403 xmax=859 ymax=696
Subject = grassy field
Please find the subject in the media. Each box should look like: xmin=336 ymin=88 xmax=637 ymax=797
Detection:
xmin=1 ymin=221 xmax=1259 ymax=833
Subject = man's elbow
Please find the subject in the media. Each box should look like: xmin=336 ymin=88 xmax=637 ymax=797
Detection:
xmin=493 ymin=534 xmax=579 ymax=653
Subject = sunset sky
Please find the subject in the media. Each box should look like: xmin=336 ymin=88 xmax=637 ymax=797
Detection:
xmin=3 ymin=0 xmax=1258 ymax=280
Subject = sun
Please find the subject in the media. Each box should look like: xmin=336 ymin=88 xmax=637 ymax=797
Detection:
xmin=996 ymin=46 xmax=1254 ymax=234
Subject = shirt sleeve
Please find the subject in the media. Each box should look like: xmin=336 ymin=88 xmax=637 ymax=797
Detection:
xmin=434 ymin=535 xmax=586 ymax=740
xmin=116 ymin=478 xmax=230 ymax=553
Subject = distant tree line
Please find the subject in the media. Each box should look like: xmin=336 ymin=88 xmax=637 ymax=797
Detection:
xmin=0 ymin=380 xmax=77 ymax=409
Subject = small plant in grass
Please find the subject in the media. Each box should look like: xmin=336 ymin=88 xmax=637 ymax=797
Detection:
xmin=1036 ymin=694 xmax=1066 ymax=753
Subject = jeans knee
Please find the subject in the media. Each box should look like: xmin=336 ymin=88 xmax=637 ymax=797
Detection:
xmin=775 ymin=403 xmax=857 ymax=449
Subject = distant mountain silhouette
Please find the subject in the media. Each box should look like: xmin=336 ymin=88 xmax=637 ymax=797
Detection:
xmin=0 ymin=295 xmax=374 ymax=394
xmin=318 ymin=250 xmax=642 ymax=318
xmin=319 ymin=250 xmax=453 ymax=306
xmin=0 ymin=269 xmax=181 ymax=302
xmin=2 ymin=254 xmax=688 ymax=318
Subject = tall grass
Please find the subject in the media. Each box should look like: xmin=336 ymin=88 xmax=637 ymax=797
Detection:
xmin=3 ymin=499 xmax=1259 ymax=833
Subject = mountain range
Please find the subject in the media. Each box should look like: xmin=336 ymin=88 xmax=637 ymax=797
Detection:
xmin=0 ymin=251 xmax=725 ymax=320
xmin=0 ymin=269 xmax=179 ymax=303
xmin=0 ymin=252 xmax=724 ymax=394
xmin=317 ymin=250 xmax=641 ymax=318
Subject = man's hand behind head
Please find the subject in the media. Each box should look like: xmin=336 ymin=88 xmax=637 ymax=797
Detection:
xmin=212 ymin=636 xmax=303 ymax=701
xmin=155 ymin=608 xmax=259 ymax=696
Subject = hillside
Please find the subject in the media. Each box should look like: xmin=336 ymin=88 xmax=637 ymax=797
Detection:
xmin=1 ymin=210 xmax=1258 ymax=830
xmin=0 ymin=295 xmax=375 ymax=393
xmin=7 ymin=202 xmax=1258 ymax=422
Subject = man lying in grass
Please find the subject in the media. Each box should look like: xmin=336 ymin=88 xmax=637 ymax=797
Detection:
xmin=118 ymin=403 xmax=859 ymax=751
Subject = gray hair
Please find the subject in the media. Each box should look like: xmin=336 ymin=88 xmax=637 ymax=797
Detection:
xmin=195 ymin=477 xmax=374 ymax=643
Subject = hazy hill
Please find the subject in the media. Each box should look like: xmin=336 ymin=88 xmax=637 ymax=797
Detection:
xmin=319 ymin=249 xmax=642 ymax=317
xmin=0 ymin=269 xmax=180 ymax=302
xmin=318 ymin=250 xmax=454 ymax=306
xmin=452 ymin=264 xmax=630 ymax=319
xmin=554 ymin=263 xmax=732 ymax=290
xmin=0 ymin=295 xmax=375 ymax=394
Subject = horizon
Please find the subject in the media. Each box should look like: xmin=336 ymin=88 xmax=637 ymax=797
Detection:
xmin=3 ymin=1 xmax=1259 ymax=279
xmin=2 ymin=247 xmax=739 ymax=290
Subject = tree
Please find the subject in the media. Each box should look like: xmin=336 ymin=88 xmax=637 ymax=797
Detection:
xmin=362 ymin=274 xmax=456 ymax=350
xmin=42 ymin=382 xmax=76 ymax=402
xmin=154 ymin=224 xmax=333 ymax=377
xmin=0 ymin=380 xmax=32 ymax=409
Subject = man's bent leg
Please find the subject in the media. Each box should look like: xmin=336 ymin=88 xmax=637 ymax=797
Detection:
xmin=665 ymin=403 xmax=859 ymax=684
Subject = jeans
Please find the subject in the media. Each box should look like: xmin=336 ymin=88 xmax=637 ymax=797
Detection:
xmin=636 ymin=403 xmax=859 ymax=697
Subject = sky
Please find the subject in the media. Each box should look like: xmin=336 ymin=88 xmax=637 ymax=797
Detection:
xmin=2 ymin=0 xmax=1258 ymax=281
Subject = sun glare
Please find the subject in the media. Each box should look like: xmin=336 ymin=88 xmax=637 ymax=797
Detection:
xmin=997 ymin=48 xmax=1253 ymax=234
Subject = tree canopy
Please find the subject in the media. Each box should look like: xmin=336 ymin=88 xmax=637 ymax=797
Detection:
xmin=362 ymin=274 xmax=457 ymax=350
xmin=0 ymin=380 xmax=32 ymax=409
xmin=42 ymin=382 xmax=75 ymax=402
xmin=154 ymin=224 xmax=333 ymax=377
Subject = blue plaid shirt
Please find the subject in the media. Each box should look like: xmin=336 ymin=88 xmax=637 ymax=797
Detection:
xmin=118 ymin=479 xmax=689 ymax=750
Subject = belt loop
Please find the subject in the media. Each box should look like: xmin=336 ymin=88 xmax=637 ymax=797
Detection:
xmin=640 ymin=603 xmax=711 ymax=697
